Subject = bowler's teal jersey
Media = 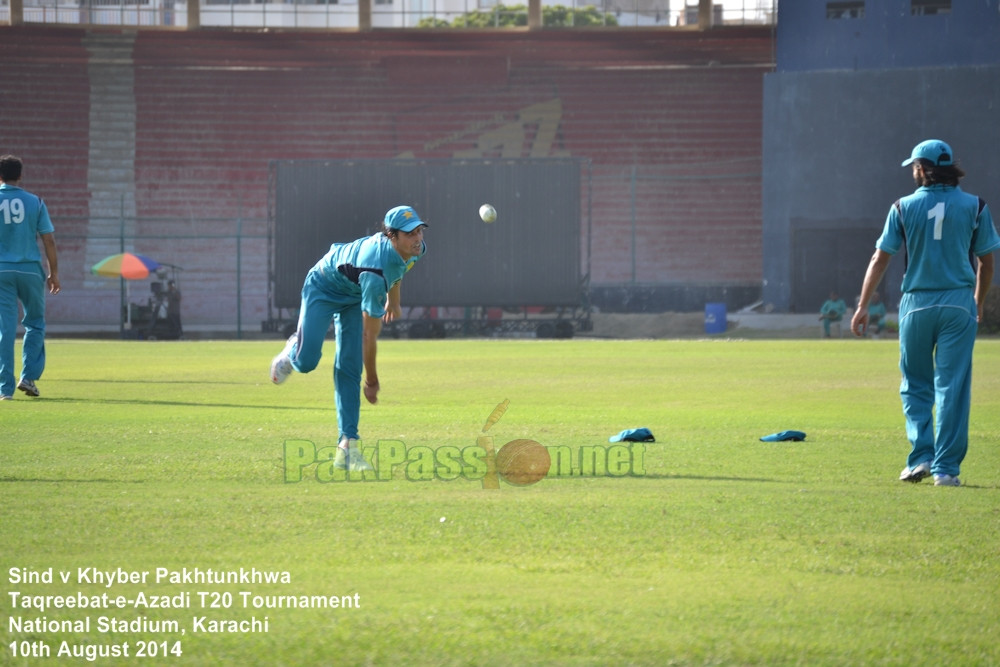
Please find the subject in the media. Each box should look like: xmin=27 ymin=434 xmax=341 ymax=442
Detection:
xmin=0 ymin=183 xmax=54 ymax=265
xmin=877 ymin=185 xmax=1000 ymax=293
xmin=314 ymin=232 xmax=425 ymax=318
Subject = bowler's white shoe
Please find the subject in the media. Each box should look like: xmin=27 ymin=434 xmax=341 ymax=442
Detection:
xmin=17 ymin=379 xmax=39 ymax=397
xmin=334 ymin=438 xmax=373 ymax=472
xmin=899 ymin=462 xmax=931 ymax=483
xmin=933 ymin=474 xmax=961 ymax=487
xmin=270 ymin=335 xmax=296 ymax=385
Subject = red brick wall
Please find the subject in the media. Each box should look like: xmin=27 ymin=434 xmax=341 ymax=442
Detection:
xmin=0 ymin=27 xmax=90 ymax=218
xmin=0 ymin=27 xmax=773 ymax=324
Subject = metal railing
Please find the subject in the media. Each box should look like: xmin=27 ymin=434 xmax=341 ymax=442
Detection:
xmin=1 ymin=0 xmax=776 ymax=29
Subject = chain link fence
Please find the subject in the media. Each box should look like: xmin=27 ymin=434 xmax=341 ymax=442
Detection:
xmin=50 ymin=217 xmax=270 ymax=338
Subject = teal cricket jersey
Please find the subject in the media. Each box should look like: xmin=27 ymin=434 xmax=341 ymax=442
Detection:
xmin=877 ymin=184 xmax=1000 ymax=293
xmin=313 ymin=232 xmax=425 ymax=319
xmin=0 ymin=183 xmax=55 ymax=266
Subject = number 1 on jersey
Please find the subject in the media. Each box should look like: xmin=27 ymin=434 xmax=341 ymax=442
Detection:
xmin=928 ymin=202 xmax=945 ymax=240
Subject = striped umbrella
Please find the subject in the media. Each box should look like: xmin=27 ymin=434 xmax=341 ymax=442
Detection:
xmin=91 ymin=252 xmax=161 ymax=280
xmin=91 ymin=253 xmax=163 ymax=329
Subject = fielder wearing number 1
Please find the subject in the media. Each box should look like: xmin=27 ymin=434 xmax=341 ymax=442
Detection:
xmin=270 ymin=206 xmax=428 ymax=471
xmin=852 ymin=140 xmax=1000 ymax=487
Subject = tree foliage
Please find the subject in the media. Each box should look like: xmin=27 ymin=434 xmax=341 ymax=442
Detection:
xmin=417 ymin=4 xmax=617 ymax=28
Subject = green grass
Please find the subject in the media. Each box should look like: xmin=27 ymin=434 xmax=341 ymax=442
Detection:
xmin=2 ymin=338 xmax=1000 ymax=666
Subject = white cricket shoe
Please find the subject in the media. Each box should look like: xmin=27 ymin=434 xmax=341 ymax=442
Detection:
xmin=933 ymin=474 xmax=961 ymax=487
xmin=270 ymin=335 xmax=296 ymax=385
xmin=334 ymin=438 xmax=374 ymax=472
xmin=17 ymin=379 xmax=40 ymax=397
xmin=899 ymin=461 xmax=931 ymax=483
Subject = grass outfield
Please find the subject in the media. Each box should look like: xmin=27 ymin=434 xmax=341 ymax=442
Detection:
xmin=2 ymin=337 xmax=1000 ymax=666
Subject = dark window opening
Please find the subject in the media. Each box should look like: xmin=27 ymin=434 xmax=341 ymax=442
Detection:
xmin=911 ymin=0 xmax=951 ymax=15
xmin=826 ymin=2 xmax=864 ymax=19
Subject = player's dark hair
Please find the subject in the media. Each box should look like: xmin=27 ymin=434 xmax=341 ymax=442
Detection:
xmin=0 ymin=155 xmax=23 ymax=182
xmin=382 ymin=225 xmax=399 ymax=239
xmin=914 ymin=158 xmax=965 ymax=187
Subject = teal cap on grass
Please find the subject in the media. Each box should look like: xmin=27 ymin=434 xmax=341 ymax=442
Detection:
xmin=609 ymin=427 xmax=655 ymax=443
xmin=760 ymin=430 xmax=807 ymax=442
xmin=384 ymin=205 xmax=426 ymax=233
xmin=901 ymin=139 xmax=953 ymax=167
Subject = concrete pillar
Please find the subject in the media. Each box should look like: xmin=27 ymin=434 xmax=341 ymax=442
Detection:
xmin=9 ymin=0 xmax=23 ymax=26
xmin=698 ymin=0 xmax=712 ymax=29
xmin=359 ymin=0 xmax=372 ymax=31
xmin=187 ymin=0 xmax=200 ymax=29
xmin=528 ymin=0 xmax=542 ymax=30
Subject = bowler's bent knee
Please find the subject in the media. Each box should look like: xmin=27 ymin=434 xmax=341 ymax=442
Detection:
xmin=291 ymin=356 xmax=320 ymax=374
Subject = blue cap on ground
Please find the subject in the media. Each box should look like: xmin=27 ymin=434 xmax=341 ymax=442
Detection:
xmin=384 ymin=205 xmax=426 ymax=232
xmin=901 ymin=139 xmax=953 ymax=167
xmin=760 ymin=430 xmax=807 ymax=442
xmin=609 ymin=427 xmax=655 ymax=443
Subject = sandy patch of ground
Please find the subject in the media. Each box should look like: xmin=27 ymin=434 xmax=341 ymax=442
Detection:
xmin=587 ymin=312 xmax=708 ymax=338
xmin=586 ymin=312 xmax=829 ymax=339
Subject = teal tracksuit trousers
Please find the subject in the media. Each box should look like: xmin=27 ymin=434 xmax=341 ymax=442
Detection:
xmin=0 ymin=266 xmax=47 ymax=397
xmin=898 ymin=292 xmax=978 ymax=478
xmin=287 ymin=268 xmax=364 ymax=441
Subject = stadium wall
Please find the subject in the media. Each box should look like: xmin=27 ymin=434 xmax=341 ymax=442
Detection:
xmin=776 ymin=1 xmax=1000 ymax=73
xmin=762 ymin=2 xmax=1000 ymax=314
xmin=0 ymin=26 xmax=773 ymax=329
xmin=762 ymin=66 xmax=1000 ymax=314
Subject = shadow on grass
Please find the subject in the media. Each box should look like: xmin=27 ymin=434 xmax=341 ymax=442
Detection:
xmin=54 ymin=378 xmax=262 ymax=385
xmin=0 ymin=476 xmax=145 ymax=483
xmin=544 ymin=473 xmax=782 ymax=483
xmin=36 ymin=397 xmax=328 ymax=411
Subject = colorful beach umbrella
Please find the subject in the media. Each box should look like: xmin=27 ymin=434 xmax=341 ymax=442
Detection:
xmin=91 ymin=253 xmax=163 ymax=330
xmin=91 ymin=252 xmax=161 ymax=280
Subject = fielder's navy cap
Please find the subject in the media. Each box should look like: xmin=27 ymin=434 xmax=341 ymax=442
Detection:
xmin=901 ymin=139 xmax=953 ymax=167
xmin=384 ymin=206 xmax=426 ymax=232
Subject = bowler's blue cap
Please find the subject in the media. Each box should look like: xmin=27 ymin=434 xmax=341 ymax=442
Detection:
xmin=384 ymin=206 xmax=426 ymax=233
xmin=901 ymin=139 xmax=953 ymax=167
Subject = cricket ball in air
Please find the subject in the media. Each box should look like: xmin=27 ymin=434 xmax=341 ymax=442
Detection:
xmin=495 ymin=439 xmax=550 ymax=486
xmin=479 ymin=204 xmax=497 ymax=223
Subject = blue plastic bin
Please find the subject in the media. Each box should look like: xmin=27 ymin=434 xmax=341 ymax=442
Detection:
xmin=704 ymin=302 xmax=727 ymax=334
